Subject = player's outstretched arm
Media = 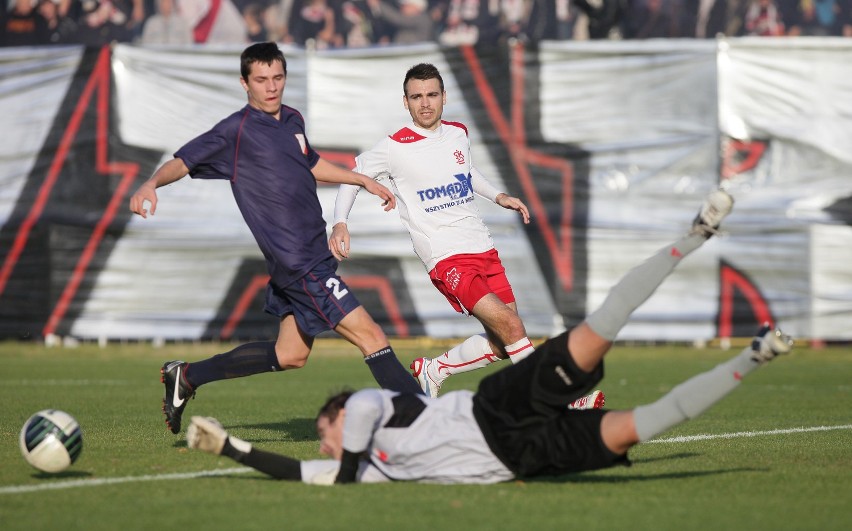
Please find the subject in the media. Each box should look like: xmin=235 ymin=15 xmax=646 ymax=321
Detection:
xmin=187 ymin=416 xmax=303 ymax=481
xmin=129 ymin=158 xmax=190 ymax=218
xmin=312 ymin=158 xmax=396 ymax=211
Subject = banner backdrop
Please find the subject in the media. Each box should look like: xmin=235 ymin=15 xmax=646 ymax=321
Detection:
xmin=0 ymin=40 xmax=850 ymax=342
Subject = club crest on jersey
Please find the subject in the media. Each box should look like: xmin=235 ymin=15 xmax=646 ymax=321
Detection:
xmin=454 ymin=150 xmax=465 ymax=165
xmin=295 ymin=133 xmax=307 ymax=155
xmin=416 ymin=173 xmax=472 ymax=201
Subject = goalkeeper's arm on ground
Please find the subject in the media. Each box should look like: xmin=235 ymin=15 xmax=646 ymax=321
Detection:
xmin=187 ymin=416 xmax=301 ymax=480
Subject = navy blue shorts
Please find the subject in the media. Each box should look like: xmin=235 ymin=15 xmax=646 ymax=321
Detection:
xmin=472 ymin=330 xmax=629 ymax=478
xmin=264 ymin=256 xmax=362 ymax=337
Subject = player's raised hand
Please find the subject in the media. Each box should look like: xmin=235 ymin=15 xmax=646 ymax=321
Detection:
xmin=329 ymin=223 xmax=351 ymax=261
xmin=496 ymin=193 xmax=530 ymax=224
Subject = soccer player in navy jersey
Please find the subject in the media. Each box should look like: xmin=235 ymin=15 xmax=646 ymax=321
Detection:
xmin=129 ymin=42 xmax=423 ymax=434
xmin=186 ymin=190 xmax=795 ymax=484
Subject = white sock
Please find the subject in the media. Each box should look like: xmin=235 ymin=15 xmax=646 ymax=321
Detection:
xmin=427 ymin=333 xmax=501 ymax=384
xmin=505 ymin=336 xmax=535 ymax=364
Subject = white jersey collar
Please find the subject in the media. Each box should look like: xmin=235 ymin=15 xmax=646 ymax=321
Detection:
xmin=409 ymin=122 xmax=443 ymax=137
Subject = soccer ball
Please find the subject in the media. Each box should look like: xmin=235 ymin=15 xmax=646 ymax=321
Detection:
xmin=19 ymin=409 xmax=83 ymax=473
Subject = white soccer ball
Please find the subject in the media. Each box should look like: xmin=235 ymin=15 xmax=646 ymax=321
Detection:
xmin=19 ymin=409 xmax=83 ymax=473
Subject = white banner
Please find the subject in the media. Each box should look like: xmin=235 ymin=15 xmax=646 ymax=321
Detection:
xmin=0 ymin=40 xmax=850 ymax=341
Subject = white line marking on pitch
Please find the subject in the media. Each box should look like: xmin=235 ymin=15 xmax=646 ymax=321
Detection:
xmin=2 ymin=424 xmax=850 ymax=495
xmin=4 ymin=379 xmax=130 ymax=386
xmin=0 ymin=467 xmax=252 ymax=495
xmin=647 ymin=424 xmax=852 ymax=444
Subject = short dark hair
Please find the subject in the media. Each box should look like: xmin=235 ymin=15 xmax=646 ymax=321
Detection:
xmin=240 ymin=42 xmax=287 ymax=80
xmin=316 ymin=389 xmax=354 ymax=423
xmin=403 ymin=63 xmax=444 ymax=95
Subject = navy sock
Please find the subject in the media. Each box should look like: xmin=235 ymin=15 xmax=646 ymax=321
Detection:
xmin=364 ymin=347 xmax=424 ymax=395
xmin=186 ymin=341 xmax=281 ymax=388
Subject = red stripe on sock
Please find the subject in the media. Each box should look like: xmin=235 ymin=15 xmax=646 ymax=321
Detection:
xmin=434 ymin=354 xmax=499 ymax=374
xmin=506 ymin=341 xmax=533 ymax=357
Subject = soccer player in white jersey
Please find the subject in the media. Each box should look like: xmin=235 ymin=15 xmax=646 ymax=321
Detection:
xmin=329 ymin=63 xmax=569 ymax=400
xmin=187 ymin=189 xmax=794 ymax=484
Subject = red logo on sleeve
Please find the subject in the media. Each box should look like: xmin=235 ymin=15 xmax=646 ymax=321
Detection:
xmin=374 ymin=449 xmax=389 ymax=462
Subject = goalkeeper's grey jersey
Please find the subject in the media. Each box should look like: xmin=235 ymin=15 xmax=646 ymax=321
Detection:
xmin=300 ymin=389 xmax=513 ymax=485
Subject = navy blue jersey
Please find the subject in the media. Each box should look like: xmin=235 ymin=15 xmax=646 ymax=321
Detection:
xmin=175 ymin=104 xmax=330 ymax=288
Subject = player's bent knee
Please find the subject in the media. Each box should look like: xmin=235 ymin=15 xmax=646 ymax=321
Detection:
xmin=334 ymin=308 xmax=389 ymax=354
xmin=353 ymin=318 xmax=388 ymax=348
xmin=275 ymin=346 xmax=310 ymax=370
xmin=507 ymin=317 xmax=528 ymax=341
xmin=278 ymin=356 xmax=308 ymax=370
xmin=600 ymin=410 xmax=639 ymax=456
xmin=568 ymin=323 xmax=612 ymax=373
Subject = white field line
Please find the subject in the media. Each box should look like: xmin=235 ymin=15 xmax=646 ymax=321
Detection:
xmin=646 ymin=424 xmax=852 ymax=444
xmin=2 ymin=424 xmax=851 ymax=495
xmin=0 ymin=467 xmax=252 ymax=495
xmin=5 ymin=379 xmax=130 ymax=386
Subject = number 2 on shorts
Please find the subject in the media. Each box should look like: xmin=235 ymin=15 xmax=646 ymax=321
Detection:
xmin=326 ymin=277 xmax=349 ymax=299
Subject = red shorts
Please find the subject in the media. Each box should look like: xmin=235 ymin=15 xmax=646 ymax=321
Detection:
xmin=428 ymin=249 xmax=515 ymax=314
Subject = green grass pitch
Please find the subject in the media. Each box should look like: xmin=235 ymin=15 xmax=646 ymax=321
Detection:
xmin=1 ymin=338 xmax=850 ymax=531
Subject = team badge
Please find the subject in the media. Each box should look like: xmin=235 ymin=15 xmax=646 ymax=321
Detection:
xmin=454 ymin=150 xmax=465 ymax=165
xmin=295 ymin=134 xmax=307 ymax=155
xmin=445 ymin=267 xmax=461 ymax=291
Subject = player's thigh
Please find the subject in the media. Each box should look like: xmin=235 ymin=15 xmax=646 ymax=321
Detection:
xmin=567 ymin=322 xmax=613 ymax=373
xmin=274 ymin=314 xmax=314 ymax=368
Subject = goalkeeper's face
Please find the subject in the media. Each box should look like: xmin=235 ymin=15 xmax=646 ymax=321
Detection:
xmin=317 ymin=410 xmax=345 ymax=460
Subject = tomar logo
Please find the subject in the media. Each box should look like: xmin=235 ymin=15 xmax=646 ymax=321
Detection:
xmin=416 ymin=173 xmax=472 ymax=201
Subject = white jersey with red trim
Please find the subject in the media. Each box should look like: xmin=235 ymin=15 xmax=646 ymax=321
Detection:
xmin=300 ymin=388 xmax=514 ymax=485
xmin=348 ymin=121 xmax=503 ymax=271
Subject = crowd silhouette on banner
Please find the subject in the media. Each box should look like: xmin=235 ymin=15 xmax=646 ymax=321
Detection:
xmin=3 ymin=0 xmax=852 ymax=48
